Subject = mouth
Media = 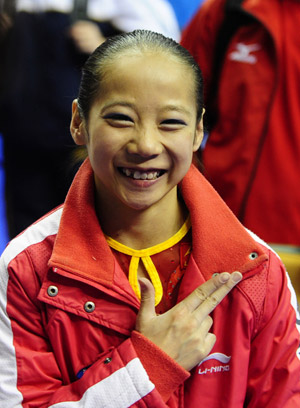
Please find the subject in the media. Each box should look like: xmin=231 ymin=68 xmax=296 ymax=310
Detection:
xmin=119 ymin=167 xmax=165 ymax=180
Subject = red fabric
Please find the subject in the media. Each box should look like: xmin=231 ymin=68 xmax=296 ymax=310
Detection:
xmin=181 ymin=0 xmax=300 ymax=245
xmin=112 ymin=233 xmax=192 ymax=314
xmin=2 ymin=159 xmax=300 ymax=407
xmin=131 ymin=331 xmax=190 ymax=402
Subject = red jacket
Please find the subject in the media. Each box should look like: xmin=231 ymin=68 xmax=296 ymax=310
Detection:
xmin=0 ymin=160 xmax=299 ymax=407
xmin=181 ymin=0 xmax=300 ymax=245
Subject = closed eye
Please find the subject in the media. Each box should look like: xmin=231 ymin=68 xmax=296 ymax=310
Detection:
xmin=162 ymin=119 xmax=187 ymax=125
xmin=160 ymin=119 xmax=187 ymax=130
xmin=103 ymin=113 xmax=134 ymax=126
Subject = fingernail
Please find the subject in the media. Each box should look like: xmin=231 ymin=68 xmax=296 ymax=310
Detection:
xmin=138 ymin=279 xmax=147 ymax=292
xmin=232 ymin=271 xmax=242 ymax=283
xmin=219 ymin=272 xmax=230 ymax=283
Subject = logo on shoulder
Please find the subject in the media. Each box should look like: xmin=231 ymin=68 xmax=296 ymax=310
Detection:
xmin=229 ymin=43 xmax=261 ymax=64
xmin=198 ymin=352 xmax=231 ymax=375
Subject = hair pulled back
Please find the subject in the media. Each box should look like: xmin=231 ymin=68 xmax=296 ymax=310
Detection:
xmin=77 ymin=30 xmax=204 ymax=122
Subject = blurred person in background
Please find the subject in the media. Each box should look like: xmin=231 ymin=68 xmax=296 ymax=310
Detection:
xmin=181 ymin=0 xmax=300 ymax=247
xmin=0 ymin=0 xmax=180 ymax=239
xmin=181 ymin=0 xmax=300 ymax=302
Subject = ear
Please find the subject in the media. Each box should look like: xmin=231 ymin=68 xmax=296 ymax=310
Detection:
xmin=193 ymin=111 xmax=205 ymax=152
xmin=70 ymin=99 xmax=87 ymax=146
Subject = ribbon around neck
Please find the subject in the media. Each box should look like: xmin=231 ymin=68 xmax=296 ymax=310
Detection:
xmin=105 ymin=216 xmax=191 ymax=306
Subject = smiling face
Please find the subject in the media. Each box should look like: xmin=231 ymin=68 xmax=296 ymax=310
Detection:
xmin=71 ymin=51 xmax=203 ymax=217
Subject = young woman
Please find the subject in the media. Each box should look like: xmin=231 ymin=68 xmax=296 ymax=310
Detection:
xmin=0 ymin=30 xmax=299 ymax=407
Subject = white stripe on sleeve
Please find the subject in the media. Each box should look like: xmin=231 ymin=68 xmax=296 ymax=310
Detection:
xmin=0 ymin=209 xmax=62 ymax=407
xmin=49 ymin=358 xmax=155 ymax=408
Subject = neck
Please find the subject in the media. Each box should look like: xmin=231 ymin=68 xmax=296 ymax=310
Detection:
xmin=96 ymin=188 xmax=188 ymax=249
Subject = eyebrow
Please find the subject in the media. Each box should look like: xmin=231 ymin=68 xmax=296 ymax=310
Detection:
xmin=161 ymin=104 xmax=191 ymax=116
xmin=101 ymin=101 xmax=191 ymax=116
xmin=101 ymin=101 xmax=135 ymax=113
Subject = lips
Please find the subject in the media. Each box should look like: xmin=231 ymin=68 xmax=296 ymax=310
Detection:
xmin=120 ymin=167 xmax=164 ymax=180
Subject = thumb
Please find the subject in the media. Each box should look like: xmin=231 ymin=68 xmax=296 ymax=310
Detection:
xmin=136 ymin=278 xmax=156 ymax=328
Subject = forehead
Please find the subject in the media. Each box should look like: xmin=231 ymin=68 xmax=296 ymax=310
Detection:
xmin=105 ymin=49 xmax=192 ymax=77
xmin=98 ymin=51 xmax=196 ymax=102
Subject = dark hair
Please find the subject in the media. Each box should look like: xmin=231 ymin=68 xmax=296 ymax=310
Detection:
xmin=77 ymin=29 xmax=204 ymax=123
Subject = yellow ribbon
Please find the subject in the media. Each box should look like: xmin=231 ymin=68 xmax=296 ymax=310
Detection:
xmin=105 ymin=216 xmax=191 ymax=306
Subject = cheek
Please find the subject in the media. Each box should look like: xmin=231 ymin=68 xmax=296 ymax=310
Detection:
xmin=87 ymin=142 xmax=111 ymax=173
xmin=173 ymin=137 xmax=195 ymax=163
xmin=88 ymin=135 xmax=114 ymax=158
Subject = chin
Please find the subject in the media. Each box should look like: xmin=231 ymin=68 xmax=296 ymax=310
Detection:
xmin=120 ymin=195 xmax=159 ymax=212
xmin=124 ymin=201 xmax=153 ymax=211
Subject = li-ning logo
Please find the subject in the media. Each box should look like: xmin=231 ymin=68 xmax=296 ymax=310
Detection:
xmin=198 ymin=352 xmax=231 ymax=375
xmin=229 ymin=43 xmax=261 ymax=64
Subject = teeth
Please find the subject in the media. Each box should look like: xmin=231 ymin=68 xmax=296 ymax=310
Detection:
xmin=133 ymin=171 xmax=141 ymax=179
xmin=122 ymin=168 xmax=161 ymax=180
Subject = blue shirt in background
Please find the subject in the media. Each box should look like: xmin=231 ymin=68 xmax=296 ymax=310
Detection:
xmin=167 ymin=0 xmax=204 ymax=29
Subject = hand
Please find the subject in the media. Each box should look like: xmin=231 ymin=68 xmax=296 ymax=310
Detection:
xmin=0 ymin=13 xmax=13 ymax=36
xmin=68 ymin=20 xmax=105 ymax=54
xmin=135 ymin=271 xmax=242 ymax=371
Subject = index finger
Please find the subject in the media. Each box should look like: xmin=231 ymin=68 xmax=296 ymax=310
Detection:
xmin=194 ymin=271 xmax=243 ymax=319
xmin=181 ymin=271 xmax=242 ymax=313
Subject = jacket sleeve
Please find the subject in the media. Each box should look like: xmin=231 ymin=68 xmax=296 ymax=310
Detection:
xmin=0 ymin=249 xmax=189 ymax=408
xmin=245 ymin=250 xmax=300 ymax=407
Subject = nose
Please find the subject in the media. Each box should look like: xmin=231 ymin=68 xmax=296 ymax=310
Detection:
xmin=126 ymin=127 xmax=163 ymax=158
